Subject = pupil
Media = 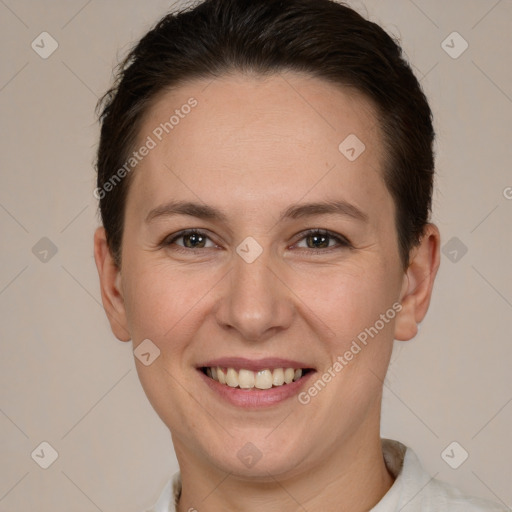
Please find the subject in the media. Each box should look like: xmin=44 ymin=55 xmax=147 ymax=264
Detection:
xmin=308 ymin=234 xmax=328 ymax=249
xmin=185 ymin=233 xmax=205 ymax=248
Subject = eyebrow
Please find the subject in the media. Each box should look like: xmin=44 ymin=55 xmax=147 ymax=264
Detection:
xmin=145 ymin=199 xmax=369 ymax=224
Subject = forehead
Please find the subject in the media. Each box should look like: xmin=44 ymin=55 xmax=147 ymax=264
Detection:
xmin=128 ymin=71 xmax=392 ymax=224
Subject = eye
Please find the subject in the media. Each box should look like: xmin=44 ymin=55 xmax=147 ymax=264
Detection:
xmin=163 ymin=229 xmax=217 ymax=250
xmin=293 ymin=229 xmax=351 ymax=252
xmin=160 ymin=228 xmax=351 ymax=254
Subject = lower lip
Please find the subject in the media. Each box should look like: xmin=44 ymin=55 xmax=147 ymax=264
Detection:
xmin=198 ymin=369 xmax=315 ymax=408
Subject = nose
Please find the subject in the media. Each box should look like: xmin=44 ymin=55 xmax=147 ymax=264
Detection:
xmin=214 ymin=247 xmax=294 ymax=342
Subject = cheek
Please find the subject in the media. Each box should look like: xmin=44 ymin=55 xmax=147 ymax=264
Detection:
xmin=122 ymin=261 xmax=202 ymax=349
xmin=290 ymin=257 xmax=399 ymax=342
xmin=121 ymin=263 xmax=207 ymax=420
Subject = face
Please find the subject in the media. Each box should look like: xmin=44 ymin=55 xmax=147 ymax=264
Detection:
xmin=95 ymin=71 xmax=438 ymax=480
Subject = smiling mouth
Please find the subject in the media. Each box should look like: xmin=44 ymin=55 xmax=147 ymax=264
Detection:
xmin=200 ymin=366 xmax=314 ymax=390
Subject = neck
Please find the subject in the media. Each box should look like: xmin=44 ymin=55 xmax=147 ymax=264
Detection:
xmin=175 ymin=427 xmax=395 ymax=512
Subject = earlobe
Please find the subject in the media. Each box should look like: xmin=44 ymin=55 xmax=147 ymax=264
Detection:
xmin=93 ymin=227 xmax=131 ymax=342
xmin=394 ymin=224 xmax=441 ymax=342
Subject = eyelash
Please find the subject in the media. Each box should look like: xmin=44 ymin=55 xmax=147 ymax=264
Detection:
xmin=161 ymin=228 xmax=352 ymax=255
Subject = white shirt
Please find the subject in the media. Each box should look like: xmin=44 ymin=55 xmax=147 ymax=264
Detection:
xmin=145 ymin=439 xmax=505 ymax=511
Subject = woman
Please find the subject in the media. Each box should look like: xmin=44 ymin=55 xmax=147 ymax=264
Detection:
xmin=93 ymin=0 xmax=504 ymax=510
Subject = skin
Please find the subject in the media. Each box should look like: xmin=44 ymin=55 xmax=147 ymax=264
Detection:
xmin=94 ymin=71 xmax=440 ymax=512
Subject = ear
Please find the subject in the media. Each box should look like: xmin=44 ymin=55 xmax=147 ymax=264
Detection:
xmin=93 ymin=226 xmax=131 ymax=342
xmin=394 ymin=223 xmax=441 ymax=341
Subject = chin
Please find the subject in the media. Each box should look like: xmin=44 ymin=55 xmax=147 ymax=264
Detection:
xmin=199 ymin=431 xmax=311 ymax=480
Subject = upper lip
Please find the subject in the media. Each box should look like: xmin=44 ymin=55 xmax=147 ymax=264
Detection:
xmin=198 ymin=357 xmax=314 ymax=372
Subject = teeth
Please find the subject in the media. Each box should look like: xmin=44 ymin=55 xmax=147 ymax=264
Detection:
xmin=284 ymin=368 xmax=295 ymax=384
xmin=272 ymin=368 xmax=285 ymax=386
xmin=226 ymin=368 xmax=238 ymax=388
xmin=204 ymin=366 xmax=307 ymax=389
xmin=255 ymin=369 xmax=273 ymax=389
xmin=238 ymin=369 xmax=255 ymax=389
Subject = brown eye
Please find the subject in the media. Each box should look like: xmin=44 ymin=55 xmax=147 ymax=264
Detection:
xmin=164 ymin=230 xmax=216 ymax=250
xmin=306 ymin=232 xmax=330 ymax=249
xmin=182 ymin=232 xmax=207 ymax=248
xmin=294 ymin=229 xmax=351 ymax=251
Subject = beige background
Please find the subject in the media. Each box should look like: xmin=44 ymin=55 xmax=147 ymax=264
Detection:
xmin=0 ymin=0 xmax=511 ymax=510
